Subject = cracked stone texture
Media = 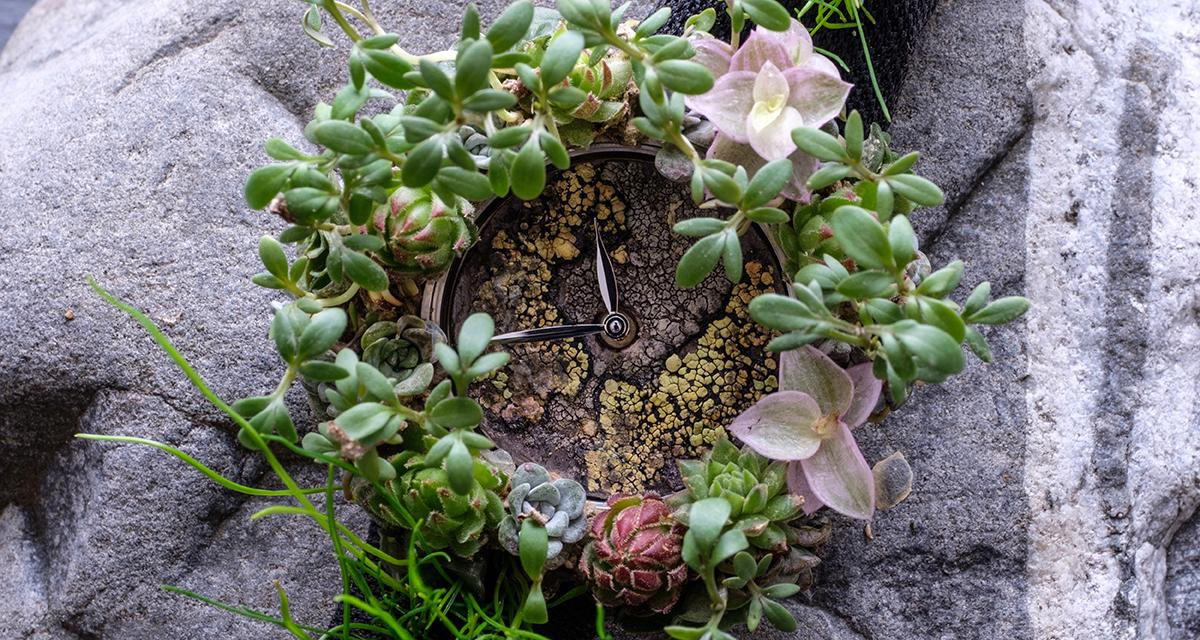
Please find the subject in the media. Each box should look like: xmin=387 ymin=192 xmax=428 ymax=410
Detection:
xmin=1 ymin=1 xmax=1197 ymax=640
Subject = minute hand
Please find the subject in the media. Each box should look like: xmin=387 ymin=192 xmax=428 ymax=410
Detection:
xmin=491 ymin=323 xmax=605 ymax=345
xmin=594 ymin=220 xmax=619 ymax=313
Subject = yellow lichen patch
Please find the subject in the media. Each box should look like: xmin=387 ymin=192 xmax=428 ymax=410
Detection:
xmin=583 ymin=262 xmax=778 ymax=494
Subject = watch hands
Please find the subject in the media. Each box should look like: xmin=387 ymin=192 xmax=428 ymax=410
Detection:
xmin=594 ymin=219 xmax=619 ymax=314
xmin=491 ymin=323 xmax=605 ymax=345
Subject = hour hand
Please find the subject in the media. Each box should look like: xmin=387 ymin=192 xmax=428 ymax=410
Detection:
xmin=594 ymin=219 xmax=619 ymax=313
xmin=491 ymin=323 xmax=605 ymax=345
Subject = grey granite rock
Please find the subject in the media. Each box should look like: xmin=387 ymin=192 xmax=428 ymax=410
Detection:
xmin=0 ymin=0 xmax=35 ymax=51
xmin=2 ymin=0 xmax=1199 ymax=639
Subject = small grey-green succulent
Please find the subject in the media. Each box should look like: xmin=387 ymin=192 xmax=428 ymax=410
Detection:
xmin=498 ymin=463 xmax=587 ymax=564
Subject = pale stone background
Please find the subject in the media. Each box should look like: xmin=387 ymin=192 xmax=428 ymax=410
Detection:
xmin=0 ymin=0 xmax=1197 ymax=638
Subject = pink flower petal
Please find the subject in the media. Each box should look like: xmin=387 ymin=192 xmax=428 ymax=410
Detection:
xmin=786 ymin=461 xmax=825 ymax=515
xmin=843 ymin=363 xmax=882 ymax=428
xmin=727 ymin=391 xmax=824 ymax=461
xmin=748 ymin=105 xmax=802 ymax=162
xmin=686 ymin=72 xmax=757 ymax=143
xmin=805 ymin=53 xmax=841 ymax=78
xmin=690 ymin=37 xmax=733 ymax=79
xmin=800 ymin=422 xmax=875 ymax=520
xmin=779 ymin=346 xmax=853 ymax=417
xmin=752 ymin=61 xmax=788 ymax=103
xmin=784 ymin=67 xmax=853 ymax=127
xmin=730 ymin=28 xmax=790 ymax=73
xmin=778 ymin=20 xmax=814 ymax=66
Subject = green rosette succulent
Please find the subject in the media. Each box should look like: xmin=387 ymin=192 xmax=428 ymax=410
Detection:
xmin=672 ymin=437 xmax=806 ymax=556
xmin=376 ymin=186 xmax=477 ymax=278
xmin=669 ymin=439 xmax=829 ymax=635
xmin=498 ymin=462 xmax=588 ymax=563
xmin=353 ymin=451 xmax=507 ymax=558
xmin=360 ymin=315 xmax=439 ymax=382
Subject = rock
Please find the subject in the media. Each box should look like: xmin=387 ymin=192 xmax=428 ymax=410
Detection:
xmin=0 ymin=0 xmax=34 ymax=50
xmin=2 ymin=0 xmax=1198 ymax=639
xmin=0 ymin=0 xmax=649 ymax=638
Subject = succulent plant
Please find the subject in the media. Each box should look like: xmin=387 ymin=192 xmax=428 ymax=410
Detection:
xmin=579 ymin=494 xmax=689 ymax=614
xmin=498 ymin=462 xmax=588 ymax=563
xmin=360 ymin=315 xmax=440 ymax=382
xmin=375 ymin=186 xmax=477 ymax=278
xmin=353 ymin=452 xmax=507 ymax=558
xmin=730 ymin=346 xmax=882 ymax=521
xmin=672 ymin=438 xmax=805 ymax=556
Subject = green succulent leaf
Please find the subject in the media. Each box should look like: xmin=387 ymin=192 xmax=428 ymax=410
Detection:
xmin=742 ymin=0 xmax=793 ymax=31
xmin=655 ymin=59 xmax=714 ymax=94
xmin=487 ymin=1 xmax=535 ymax=51
xmin=298 ymin=308 xmax=347 ymax=359
xmin=314 ymin=120 xmax=374 ymax=155
xmin=830 ymin=206 xmax=893 ymax=271
xmin=686 ymin=496 xmax=731 ymax=554
xmin=676 ymin=232 xmax=725 ymax=288
xmin=431 ymin=397 xmax=483 ymax=430
xmin=245 ymin=165 xmax=292 ymax=209
xmin=967 ymin=296 xmax=1031 ymax=325
xmin=791 ymin=127 xmax=847 ymax=163
xmin=540 ymin=31 xmax=584 ymax=86
xmin=456 ymin=313 xmax=494 ymax=366
xmin=342 ymin=249 xmax=389 ymax=292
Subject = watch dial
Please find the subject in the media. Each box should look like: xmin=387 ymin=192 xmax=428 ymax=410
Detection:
xmin=442 ymin=150 xmax=782 ymax=495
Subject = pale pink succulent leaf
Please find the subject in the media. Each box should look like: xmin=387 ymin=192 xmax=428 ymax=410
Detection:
xmin=786 ymin=460 xmax=825 ymax=515
xmin=748 ymin=105 xmax=802 ymax=161
xmin=751 ymin=61 xmax=789 ymax=104
xmin=730 ymin=28 xmax=791 ymax=73
xmin=784 ymin=67 xmax=853 ymax=127
xmin=843 ymin=363 xmax=882 ymax=428
xmin=806 ymin=53 xmax=841 ymax=78
xmin=727 ymin=390 xmax=823 ymax=461
xmin=800 ymin=422 xmax=876 ymax=520
xmin=779 ymin=346 xmax=853 ymax=417
xmin=686 ymin=72 xmax=757 ymax=143
xmin=777 ymin=20 xmax=815 ymax=66
xmin=690 ymin=37 xmax=733 ymax=78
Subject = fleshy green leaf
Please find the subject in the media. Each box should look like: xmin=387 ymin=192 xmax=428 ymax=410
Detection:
xmin=539 ymin=31 xmax=584 ymax=86
xmin=245 ymin=165 xmax=291 ymax=209
xmin=968 ymin=296 xmax=1031 ymax=325
xmin=676 ymin=233 xmax=724 ymax=288
xmin=342 ymin=250 xmax=389 ymax=291
xmin=830 ymin=206 xmax=892 ymax=270
xmin=314 ymin=121 xmax=374 ymax=155
xmin=457 ymin=313 xmax=494 ymax=366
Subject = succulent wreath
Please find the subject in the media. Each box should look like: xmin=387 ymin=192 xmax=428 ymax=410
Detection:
xmin=86 ymin=1 xmax=1029 ymax=638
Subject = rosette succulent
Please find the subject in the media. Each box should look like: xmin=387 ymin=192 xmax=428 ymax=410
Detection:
xmin=497 ymin=462 xmax=588 ymax=624
xmin=580 ymin=494 xmax=688 ymax=614
xmin=673 ymin=437 xmax=806 ymax=555
xmin=353 ymin=452 xmax=507 ymax=558
xmin=498 ymin=462 xmax=588 ymax=562
xmin=360 ymin=315 xmax=439 ymax=382
xmin=375 ymin=186 xmax=477 ymax=278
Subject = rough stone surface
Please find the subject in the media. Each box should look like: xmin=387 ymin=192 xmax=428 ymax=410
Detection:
xmin=0 ymin=0 xmax=34 ymax=50
xmin=1 ymin=1 xmax=1198 ymax=640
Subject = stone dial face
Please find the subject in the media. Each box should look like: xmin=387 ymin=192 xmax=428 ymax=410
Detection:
xmin=442 ymin=151 xmax=781 ymax=495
